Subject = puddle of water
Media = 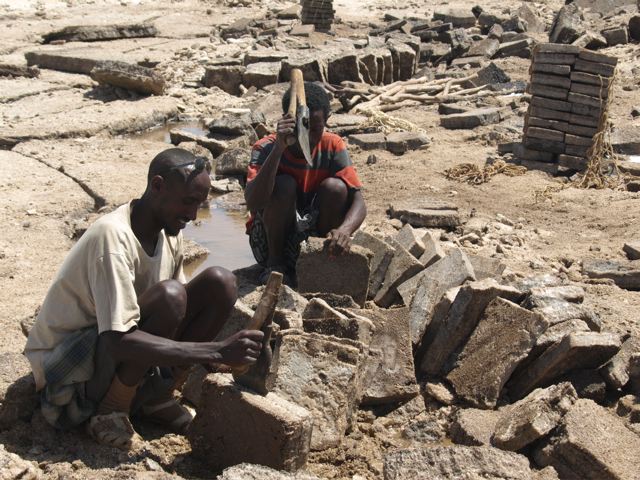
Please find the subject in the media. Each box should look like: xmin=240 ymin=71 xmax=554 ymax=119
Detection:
xmin=183 ymin=199 xmax=255 ymax=279
xmin=132 ymin=121 xmax=209 ymax=143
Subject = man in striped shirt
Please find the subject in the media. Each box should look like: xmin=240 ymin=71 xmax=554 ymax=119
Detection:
xmin=244 ymin=82 xmax=366 ymax=286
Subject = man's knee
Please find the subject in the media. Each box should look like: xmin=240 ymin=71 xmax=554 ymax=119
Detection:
xmin=199 ymin=266 xmax=238 ymax=306
xmin=140 ymin=279 xmax=187 ymax=336
xmin=157 ymin=279 xmax=188 ymax=316
xmin=318 ymin=177 xmax=348 ymax=203
xmin=271 ymin=174 xmax=297 ymax=203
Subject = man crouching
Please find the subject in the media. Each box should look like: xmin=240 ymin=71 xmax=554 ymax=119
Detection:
xmin=24 ymin=148 xmax=263 ymax=450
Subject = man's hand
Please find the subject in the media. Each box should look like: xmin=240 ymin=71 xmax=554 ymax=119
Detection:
xmin=275 ymin=114 xmax=297 ymax=149
xmin=216 ymin=329 xmax=264 ymax=368
xmin=326 ymin=228 xmax=352 ymax=256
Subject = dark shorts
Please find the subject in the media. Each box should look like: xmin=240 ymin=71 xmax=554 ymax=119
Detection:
xmin=248 ymin=205 xmax=318 ymax=273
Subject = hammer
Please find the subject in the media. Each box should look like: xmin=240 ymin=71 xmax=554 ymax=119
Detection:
xmin=232 ymin=271 xmax=282 ymax=394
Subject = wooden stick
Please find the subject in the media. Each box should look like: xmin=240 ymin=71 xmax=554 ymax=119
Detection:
xmin=441 ymin=79 xmax=453 ymax=97
xmin=231 ymin=271 xmax=282 ymax=376
xmin=376 ymin=88 xmax=518 ymax=111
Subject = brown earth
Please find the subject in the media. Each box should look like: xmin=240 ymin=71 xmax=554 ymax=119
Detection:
xmin=1 ymin=0 xmax=639 ymax=479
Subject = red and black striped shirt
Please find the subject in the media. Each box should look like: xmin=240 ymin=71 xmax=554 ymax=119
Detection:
xmin=247 ymin=131 xmax=362 ymax=209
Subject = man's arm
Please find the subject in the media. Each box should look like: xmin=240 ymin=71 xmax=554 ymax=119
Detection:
xmin=100 ymin=328 xmax=263 ymax=369
xmin=327 ymin=190 xmax=367 ymax=255
xmin=244 ymin=115 xmax=296 ymax=212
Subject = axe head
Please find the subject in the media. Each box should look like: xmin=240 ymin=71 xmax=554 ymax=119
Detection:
xmin=296 ymin=104 xmax=313 ymax=166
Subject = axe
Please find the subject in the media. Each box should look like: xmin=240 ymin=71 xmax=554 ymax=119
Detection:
xmin=286 ymin=68 xmax=313 ymax=166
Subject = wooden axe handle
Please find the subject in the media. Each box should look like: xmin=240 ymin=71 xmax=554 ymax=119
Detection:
xmin=287 ymin=69 xmax=302 ymax=117
xmin=293 ymin=70 xmax=306 ymax=108
xmin=286 ymin=69 xmax=304 ymax=146
xmin=246 ymin=271 xmax=282 ymax=331
xmin=231 ymin=271 xmax=282 ymax=376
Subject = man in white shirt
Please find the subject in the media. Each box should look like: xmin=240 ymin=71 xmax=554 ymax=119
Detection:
xmin=25 ymin=148 xmax=263 ymax=450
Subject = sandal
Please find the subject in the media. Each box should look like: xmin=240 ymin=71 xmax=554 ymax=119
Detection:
xmin=86 ymin=411 xmax=143 ymax=451
xmin=140 ymin=397 xmax=194 ymax=434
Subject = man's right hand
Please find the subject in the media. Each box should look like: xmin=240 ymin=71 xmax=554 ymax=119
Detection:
xmin=216 ymin=329 xmax=265 ymax=367
xmin=275 ymin=114 xmax=297 ymax=149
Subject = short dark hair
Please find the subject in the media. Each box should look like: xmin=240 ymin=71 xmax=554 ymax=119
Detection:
xmin=282 ymin=81 xmax=331 ymax=120
xmin=148 ymin=148 xmax=198 ymax=184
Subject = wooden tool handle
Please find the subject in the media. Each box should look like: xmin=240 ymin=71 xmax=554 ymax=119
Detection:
xmin=287 ymin=69 xmax=302 ymax=117
xmin=246 ymin=272 xmax=282 ymax=331
xmin=293 ymin=69 xmax=306 ymax=108
xmin=232 ymin=271 xmax=282 ymax=376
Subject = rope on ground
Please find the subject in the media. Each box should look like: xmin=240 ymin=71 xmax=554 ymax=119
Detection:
xmin=359 ymin=108 xmax=427 ymax=134
xmin=444 ymin=160 xmax=527 ymax=185
xmin=575 ymin=77 xmax=623 ymax=189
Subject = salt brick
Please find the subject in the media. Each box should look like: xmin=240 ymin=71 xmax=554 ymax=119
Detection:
xmin=597 ymin=26 xmax=629 ymax=47
xmin=567 ymin=92 xmax=604 ymax=108
xmin=508 ymin=332 xmax=621 ymax=398
xmin=189 ymin=374 xmax=313 ymax=472
xmin=570 ymin=82 xmax=609 ymax=99
xmin=526 ymin=127 xmax=565 ymax=143
xmin=565 ymin=144 xmax=589 ymax=157
xmin=530 ymin=106 xmax=571 ymax=122
xmin=523 ymin=137 xmax=565 ymax=154
xmin=495 ymin=39 xmax=533 ymax=58
xmin=520 ymin=159 xmax=559 ymax=174
xmin=570 ymin=113 xmax=599 ymax=128
xmin=558 ymin=154 xmax=588 ymax=171
xmin=572 ymin=31 xmax=608 ymax=50
xmin=531 ymin=73 xmax=571 ymax=90
xmin=532 ymin=63 xmax=571 ymax=76
xmin=451 ymin=56 xmax=486 ymax=68
xmin=573 ymin=59 xmax=615 ymax=77
xmin=578 ymin=49 xmax=618 ymax=66
xmin=535 ymin=43 xmax=581 ymax=54
xmin=272 ymin=331 xmax=362 ymax=451
xmin=528 ymin=116 xmax=598 ymax=137
xmin=571 ymin=102 xmax=601 ymax=118
xmin=529 ymin=84 xmax=569 ymax=100
xmin=513 ymin=143 xmax=556 ymax=162
xmin=533 ymin=52 xmax=577 ymax=65
xmin=527 ymin=117 xmax=569 ymax=132
xmin=530 ymin=96 xmax=572 ymax=112
xmin=570 ymin=71 xmax=611 ymax=88
xmin=565 ymin=134 xmax=593 ymax=146
xmin=563 ymin=122 xmax=598 ymax=137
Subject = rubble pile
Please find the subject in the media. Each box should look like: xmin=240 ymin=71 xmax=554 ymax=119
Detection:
xmin=178 ymin=218 xmax=639 ymax=478
xmin=516 ymin=43 xmax=617 ymax=172
xmin=549 ymin=3 xmax=637 ymax=50
xmin=204 ymin=4 xmax=551 ymax=99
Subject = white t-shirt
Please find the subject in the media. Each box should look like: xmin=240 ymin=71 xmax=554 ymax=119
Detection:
xmin=25 ymin=202 xmax=185 ymax=390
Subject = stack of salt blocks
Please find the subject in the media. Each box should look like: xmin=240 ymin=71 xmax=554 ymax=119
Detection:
xmin=518 ymin=43 xmax=617 ymax=171
xmin=301 ymin=0 xmax=335 ymax=32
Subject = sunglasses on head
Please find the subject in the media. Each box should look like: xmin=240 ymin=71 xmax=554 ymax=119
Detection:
xmin=163 ymin=157 xmax=210 ymax=175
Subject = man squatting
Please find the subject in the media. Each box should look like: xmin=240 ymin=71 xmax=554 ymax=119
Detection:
xmin=245 ymin=82 xmax=366 ymax=286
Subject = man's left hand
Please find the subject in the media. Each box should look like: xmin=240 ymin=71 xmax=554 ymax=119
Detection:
xmin=326 ymin=228 xmax=351 ymax=256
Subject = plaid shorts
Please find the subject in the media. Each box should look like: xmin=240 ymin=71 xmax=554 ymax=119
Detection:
xmin=249 ymin=207 xmax=318 ymax=273
xmin=40 ymin=325 xmax=173 ymax=430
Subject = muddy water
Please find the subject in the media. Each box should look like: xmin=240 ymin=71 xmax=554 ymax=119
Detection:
xmin=183 ymin=199 xmax=255 ymax=279
xmin=133 ymin=120 xmax=208 ymax=142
